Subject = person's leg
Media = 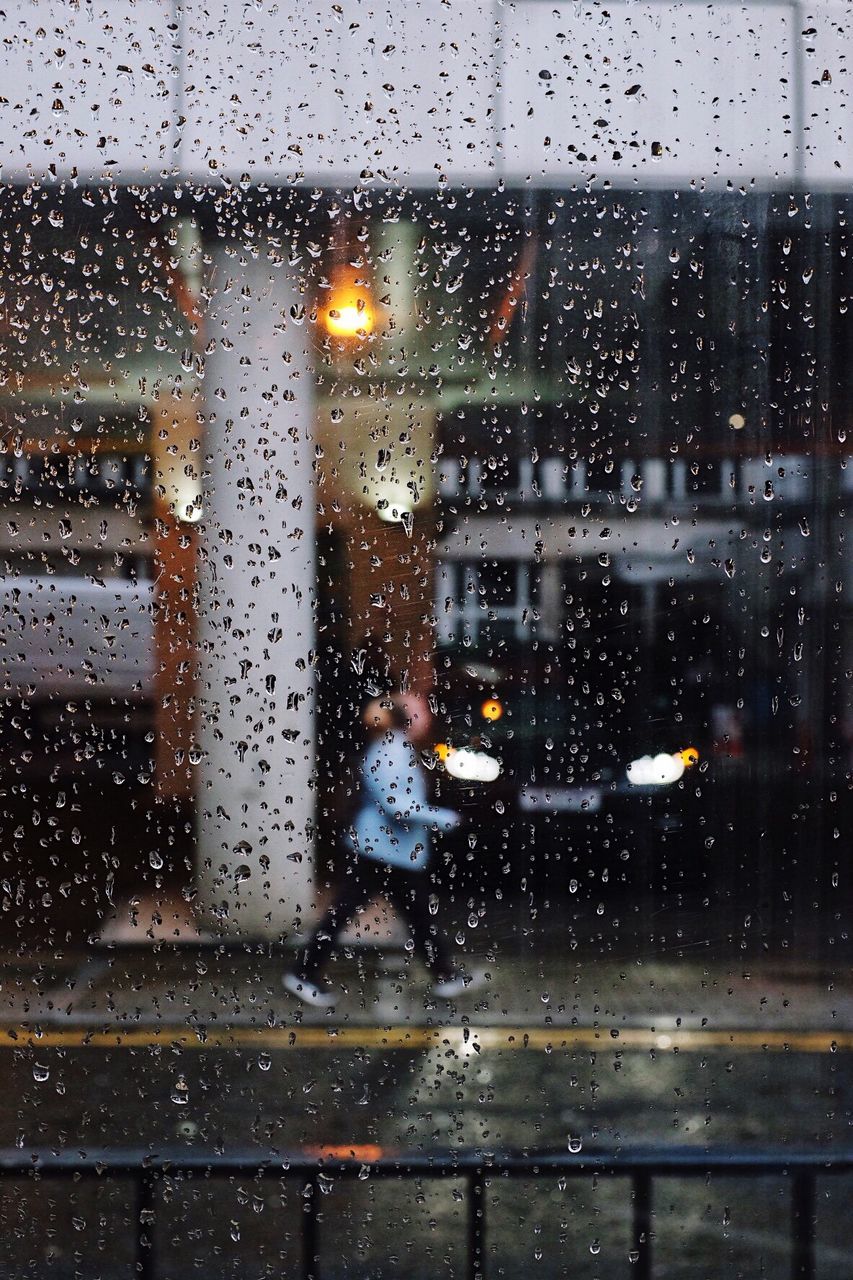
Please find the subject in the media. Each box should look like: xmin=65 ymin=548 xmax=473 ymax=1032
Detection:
xmin=295 ymin=857 xmax=380 ymax=983
xmin=391 ymin=867 xmax=454 ymax=983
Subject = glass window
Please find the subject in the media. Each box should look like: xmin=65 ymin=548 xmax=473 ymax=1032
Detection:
xmin=2 ymin=8 xmax=850 ymax=1277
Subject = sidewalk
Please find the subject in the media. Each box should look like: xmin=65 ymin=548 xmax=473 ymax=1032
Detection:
xmin=2 ymin=892 xmax=850 ymax=1035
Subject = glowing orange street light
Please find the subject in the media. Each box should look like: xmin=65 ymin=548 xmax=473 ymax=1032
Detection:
xmin=481 ymin=699 xmax=503 ymax=722
xmin=319 ymin=263 xmax=376 ymax=339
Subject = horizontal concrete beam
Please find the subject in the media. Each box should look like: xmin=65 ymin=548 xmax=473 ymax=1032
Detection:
xmin=0 ymin=0 xmax=847 ymax=188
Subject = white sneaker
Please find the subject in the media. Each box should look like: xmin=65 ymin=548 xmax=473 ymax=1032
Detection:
xmin=282 ymin=973 xmax=336 ymax=1008
xmin=432 ymin=970 xmax=485 ymax=999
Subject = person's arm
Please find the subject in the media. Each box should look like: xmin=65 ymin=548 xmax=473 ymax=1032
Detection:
xmin=362 ymin=736 xmax=460 ymax=831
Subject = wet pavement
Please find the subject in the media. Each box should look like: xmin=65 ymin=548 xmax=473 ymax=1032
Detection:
xmin=1 ymin=896 xmax=851 ymax=1277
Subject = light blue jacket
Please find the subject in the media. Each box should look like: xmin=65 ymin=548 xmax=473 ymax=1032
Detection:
xmin=346 ymin=731 xmax=459 ymax=871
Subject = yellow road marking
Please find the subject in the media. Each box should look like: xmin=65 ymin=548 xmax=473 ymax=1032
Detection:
xmin=0 ymin=1025 xmax=849 ymax=1054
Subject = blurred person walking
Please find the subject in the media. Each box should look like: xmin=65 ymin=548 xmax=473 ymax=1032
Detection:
xmin=283 ymin=695 xmax=477 ymax=1006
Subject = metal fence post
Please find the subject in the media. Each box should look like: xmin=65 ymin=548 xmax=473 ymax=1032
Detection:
xmin=791 ymin=1170 xmax=816 ymax=1280
xmin=303 ymin=1172 xmax=320 ymax=1280
xmin=136 ymin=1170 xmax=156 ymax=1280
xmin=468 ymin=1166 xmax=486 ymax=1280
xmin=632 ymin=1169 xmax=653 ymax=1280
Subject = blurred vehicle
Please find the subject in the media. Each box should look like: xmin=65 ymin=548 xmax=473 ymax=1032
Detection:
xmin=430 ymin=651 xmax=708 ymax=895
xmin=0 ymin=576 xmax=154 ymax=704
xmin=0 ymin=574 xmax=155 ymax=780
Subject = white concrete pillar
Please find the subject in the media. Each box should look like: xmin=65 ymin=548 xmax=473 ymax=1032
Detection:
xmin=196 ymin=237 xmax=316 ymax=937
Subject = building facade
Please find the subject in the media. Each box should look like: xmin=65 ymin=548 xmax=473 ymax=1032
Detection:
xmin=0 ymin=1 xmax=849 ymax=934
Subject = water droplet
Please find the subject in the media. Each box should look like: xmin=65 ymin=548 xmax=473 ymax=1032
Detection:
xmin=32 ymin=1062 xmax=50 ymax=1083
xmin=171 ymin=1076 xmax=189 ymax=1105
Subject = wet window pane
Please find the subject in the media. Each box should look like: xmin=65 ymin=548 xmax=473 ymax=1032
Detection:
xmin=0 ymin=3 xmax=850 ymax=1277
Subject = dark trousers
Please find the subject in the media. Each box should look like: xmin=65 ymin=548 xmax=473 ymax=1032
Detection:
xmin=297 ymin=856 xmax=452 ymax=983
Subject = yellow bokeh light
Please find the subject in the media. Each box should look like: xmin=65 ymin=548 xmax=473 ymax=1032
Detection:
xmin=326 ymin=302 xmax=375 ymax=337
xmin=481 ymin=699 xmax=503 ymax=722
xmin=434 ymin=742 xmax=453 ymax=763
xmin=679 ymin=746 xmax=699 ymax=767
xmin=320 ymin=265 xmax=376 ymax=338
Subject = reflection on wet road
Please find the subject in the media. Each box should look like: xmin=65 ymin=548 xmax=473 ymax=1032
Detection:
xmin=4 ymin=1025 xmax=851 ymax=1153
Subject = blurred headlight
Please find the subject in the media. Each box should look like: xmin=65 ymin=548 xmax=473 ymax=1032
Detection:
xmin=444 ymin=748 xmax=502 ymax=783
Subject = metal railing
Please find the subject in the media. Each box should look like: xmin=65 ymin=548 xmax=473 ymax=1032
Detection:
xmin=0 ymin=1146 xmax=849 ymax=1280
